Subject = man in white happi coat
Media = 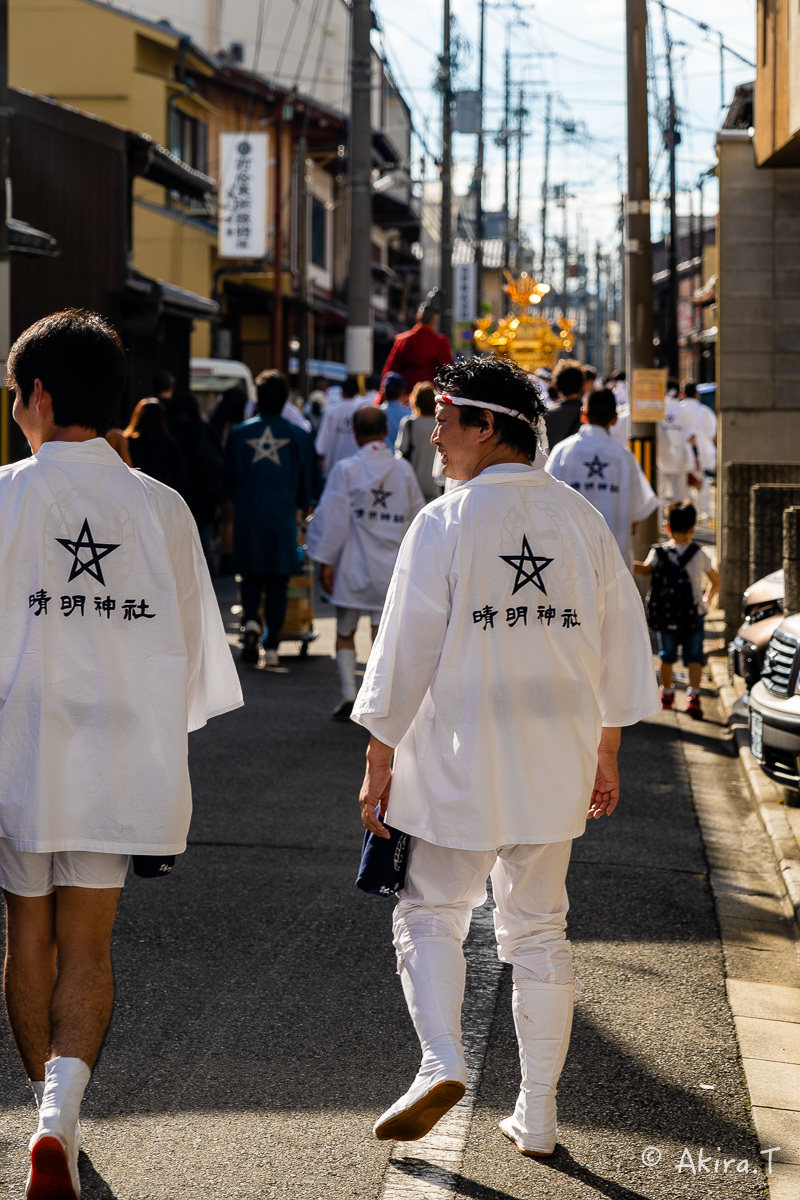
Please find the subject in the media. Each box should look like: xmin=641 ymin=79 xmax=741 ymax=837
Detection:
xmin=352 ymin=357 xmax=659 ymax=1156
xmin=656 ymin=392 xmax=693 ymax=503
xmin=314 ymin=376 xmax=365 ymax=477
xmin=0 ymin=310 xmax=243 ymax=1199
xmin=680 ymin=381 xmax=717 ymax=518
xmin=307 ymin=406 xmax=425 ymax=720
xmin=545 ymin=388 xmax=658 ymax=571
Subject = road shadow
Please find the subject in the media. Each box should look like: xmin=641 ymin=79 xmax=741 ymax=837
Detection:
xmin=78 ymin=1152 xmax=119 ymax=1199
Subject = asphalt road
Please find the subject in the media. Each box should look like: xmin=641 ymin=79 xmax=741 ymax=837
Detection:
xmin=0 ymin=587 xmax=769 ymax=1199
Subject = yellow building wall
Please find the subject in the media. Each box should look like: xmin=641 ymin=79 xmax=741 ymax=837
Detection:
xmin=11 ymin=0 xmax=216 ymax=338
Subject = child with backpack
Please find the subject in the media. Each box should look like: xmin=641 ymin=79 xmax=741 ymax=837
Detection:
xmin=634 ymin=500 xmax=720 ymax=718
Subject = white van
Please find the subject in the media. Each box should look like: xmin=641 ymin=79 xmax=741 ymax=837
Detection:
xmin=189 ymin=358 xmax=256 ymax=418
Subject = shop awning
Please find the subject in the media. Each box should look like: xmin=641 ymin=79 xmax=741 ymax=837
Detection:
xmin=7 ymin=217 xmax=59 ymax=257
xmin=128 ymin=133 xmax=215 ymax=200
xmin=125 ymin=269 xmax=219 ymax=320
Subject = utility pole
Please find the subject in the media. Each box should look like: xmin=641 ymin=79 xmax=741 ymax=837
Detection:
xmin=626 ymin=0 xmax=658 ymax=547
xmin=595 ymin=241 xmax=603 ymax=369
xmin=0 ymin=0 xmax=10 ymax=466
xmin=439 ymin=0 xmax=453 ymax=342
xmin=474 ymin=0 xmax=486 ymax=312
xmin=540 ymin=92 xmax=552 ymax=280
xmin=661 ymin=2 xmax=679 ymax=379
xmin=502 ymin=32 xmax=511 ymax=269
xmin=295 ymin=137 xmax=310 ymax=402
xmin=346 ymin=0 xmax=373 ymax=378
xmin=515 ymin=86 xmax=525 ymax=271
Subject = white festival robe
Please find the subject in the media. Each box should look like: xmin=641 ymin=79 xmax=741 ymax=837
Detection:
xmin=315 ymin=398 xmax=366 ymax=475
xmin=306 ymin=442 xmax=425 ymax=611
xmin=545 ymin=424 xmax=658 ymax=570
xmin=352 ymin=465 xmax=660 ymax=851
xmin=0 ymin=439 xmax=243 ymax=854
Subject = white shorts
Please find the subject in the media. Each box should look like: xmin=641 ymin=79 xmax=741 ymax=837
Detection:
xmin=0 ymin=840 xmax=130 ymax=897
xmin=336 ymin=606 xmax=381 ymax=638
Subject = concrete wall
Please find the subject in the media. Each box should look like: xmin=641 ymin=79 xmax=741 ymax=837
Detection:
xmin=717 ymin=134 xmax=800 ymax=451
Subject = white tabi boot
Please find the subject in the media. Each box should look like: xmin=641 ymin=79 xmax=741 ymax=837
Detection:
xmin=374 ymin=938 xmax=468 ymax=1141
xmin=27 ymin=1056 xmax=90 ymax=1200
xmin=499 ymin=980 xmax=576 ymax=1157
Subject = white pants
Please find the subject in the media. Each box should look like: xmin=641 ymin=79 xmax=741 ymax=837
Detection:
xmin=659 ymin=471 xmax=686 ymax=503
xmin=394 ymin=837 xmax=574 ymax=985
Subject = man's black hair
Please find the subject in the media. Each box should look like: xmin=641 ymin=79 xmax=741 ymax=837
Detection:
xmin=7 ymin=308 xmax=127 ymax=436
xmin=552 ymin=359 xmax=584 ymax=399
xmin=383 ymin=375 xmax=405 ymax=401
xmin=583 ymin=365 xmax=598 ymax=383
xmin=255 ymin=369 xmax=289 ymax=415
xmin=667 ymin=377 xmax=680 ymax=394
xmin=341 ymin=376 xmax=360 ymax=400
xmin=666 ymin=499 xmax=697 ymax=533
xmin=154 ymin=368 xmax=176 ymax=396
xmin=434 ymin=357 xmax=545 ymax=463
xmin=584 ymin=388 xmax=617 ymax=428
xmin=353 ymin=405 xmax=387 ymax=439
xmin=683 ymin=380 xmax=698 ymax=399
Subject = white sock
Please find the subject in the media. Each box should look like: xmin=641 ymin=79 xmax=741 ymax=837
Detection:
xmin=336 ymin=649 xmax=357 ymax=701
xmin=660 ymin=685 xmax=673 ymax=694
xmin=687 ymin=687 xmax=700 ymax=696
xmin=30 ymin=1079 xmax=45 ymax=1109
xmin=36 ymin=1056 xmax=91 ymax=1142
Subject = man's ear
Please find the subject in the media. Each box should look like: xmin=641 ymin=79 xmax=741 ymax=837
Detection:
xmin=32 ymin=379 xmax=52 ymax=416
xmin=580 ymin=410 xmax=589 ymax=424
xmin=475 ymin=410 xmax=496 ymax=444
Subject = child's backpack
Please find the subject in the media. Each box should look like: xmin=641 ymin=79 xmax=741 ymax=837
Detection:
xmin=646 ymin=543 xmax=700 ymax=632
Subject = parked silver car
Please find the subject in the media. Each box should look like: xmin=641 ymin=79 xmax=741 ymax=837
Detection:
xmin=748 ymin=611 xmax=800 ymax=791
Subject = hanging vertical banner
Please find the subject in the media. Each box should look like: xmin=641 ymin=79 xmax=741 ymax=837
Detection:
xmin=219 ymin=132 xmax=268 ymax=259
xmin=453 ymin=262 xmax=477 ymax=324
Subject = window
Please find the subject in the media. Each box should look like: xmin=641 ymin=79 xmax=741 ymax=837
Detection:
xmin=311 ymin=196 xmax=327 ymax=270
xmin=168 ymin=108 xmax=208 ymax=175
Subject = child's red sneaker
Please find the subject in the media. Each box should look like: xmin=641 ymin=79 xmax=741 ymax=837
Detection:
xmin=685 ymin=693 xmax=703 ymax=719
xmin=660 ymin=690 xmax=674 ymax=711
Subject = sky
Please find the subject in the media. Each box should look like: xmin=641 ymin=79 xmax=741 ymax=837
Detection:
xmin=372 ymin=0 xmax=757 ymax=266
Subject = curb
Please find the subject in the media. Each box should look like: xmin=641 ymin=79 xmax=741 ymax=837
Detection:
xmin=708 ymin=653 xmax=800 ymax=927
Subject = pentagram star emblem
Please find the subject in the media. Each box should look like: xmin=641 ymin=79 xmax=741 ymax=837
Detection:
xmin=583 ymin=453 xmax=609 ymax=480
xmin=56 ymin=518 xmax=120 ymax=586
xmin=247 ymin=426 xmax=291 ymax=465
xmin=499 ymin=534 xmax=554 ymax=596
xmin=370 ymin=483 xmax=393 ymax=509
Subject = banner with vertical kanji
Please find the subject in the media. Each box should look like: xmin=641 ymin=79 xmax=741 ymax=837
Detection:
xmin=219 ymin=133 xmax=268 ymax=259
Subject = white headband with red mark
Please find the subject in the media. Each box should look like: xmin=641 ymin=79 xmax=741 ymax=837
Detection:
xmin=436 ymin=392 xmax=540 ymax=430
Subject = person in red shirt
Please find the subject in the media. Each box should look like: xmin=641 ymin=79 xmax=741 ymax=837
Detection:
xmin=380 ymin=289 xmax=454 ymax=393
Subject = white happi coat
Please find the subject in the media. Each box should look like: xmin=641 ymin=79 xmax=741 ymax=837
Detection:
xmin=545 ymin=424 xmax=658 ymax=569
xmin=352 ymin=465 xmax=660 ymax=851
xmin=656 ymin=396 xmax=692 ymax=475
xmin=0 ymin=439 xmax=243 ymax=854
xmin=306 ymin=441 xmax=425 ymax=610
xmin=315 ymin=398 xmax=365 ymax=475
xmin=681 ymin=398 xmax=717 ymax=471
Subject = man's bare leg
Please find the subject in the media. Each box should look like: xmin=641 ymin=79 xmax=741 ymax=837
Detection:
xmin=37 ymin=886 xmax=120 ymax=1196
xmin=51 ymin=887 xmax=121 ymax=1066
xmin=3 ymin=892 xmax=57 ymax=1082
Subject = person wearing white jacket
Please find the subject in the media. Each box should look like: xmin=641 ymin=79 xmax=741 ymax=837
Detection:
xmin=352 ymin=357 xmax=659 ymax=1158
xmin=307 ymin=405 xmax=425 ymax=719
xmin=0 ymin=310 xmax=243 ymax=1199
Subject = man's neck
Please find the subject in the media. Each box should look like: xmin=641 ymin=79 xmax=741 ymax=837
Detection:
xmin=468 ymin=447 xmax=530 ymax=478
xmin=30 ymin=426 xmax=97 ymax=452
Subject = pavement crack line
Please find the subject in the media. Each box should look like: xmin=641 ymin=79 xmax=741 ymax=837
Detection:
xmin=379 ymin=897 xmax=505 ymax=1200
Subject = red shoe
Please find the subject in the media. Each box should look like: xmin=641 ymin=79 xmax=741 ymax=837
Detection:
xmin=685 ymin=693 xmax=703 ymax=720
xmin=26 ymin=1134 xmax=79 ymax=1199
xmin=660 ymin=690 xmax=674 ymax=710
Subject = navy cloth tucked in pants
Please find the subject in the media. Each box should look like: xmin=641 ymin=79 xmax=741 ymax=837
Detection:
xmin=241 ymin=573 xmax=290 ymax=650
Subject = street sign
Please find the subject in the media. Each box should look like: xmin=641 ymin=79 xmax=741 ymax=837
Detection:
xmin=453 ymin=263 xmax=477 ymax=324
xmin=631 ymin=367 xmax=668 ymax=422
xmin=453 ymin=91 xmax=480 ymax=135
xmin=219 ymin=133 xmax=268 ymax=259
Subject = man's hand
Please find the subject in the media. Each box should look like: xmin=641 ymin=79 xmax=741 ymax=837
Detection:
xmin=358 ymin=736 xmax=394 ymax=839
xmin=319 ymin=563 xmax=334 ymax=596
xmin=587 ymin=727 xmax=621 ymax=819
